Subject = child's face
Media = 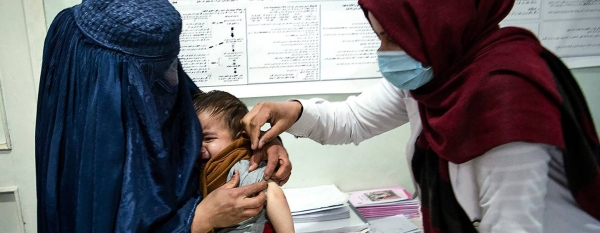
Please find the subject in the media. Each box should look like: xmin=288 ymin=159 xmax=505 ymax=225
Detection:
xmin=199 ymin=113 xmax=235 ymax=160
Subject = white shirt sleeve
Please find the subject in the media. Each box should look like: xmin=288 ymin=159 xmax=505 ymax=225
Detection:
xmin=470 ymin=142 xmax=552 ymax=233
xmin=286 ymin=78 xmax=410 ymax=145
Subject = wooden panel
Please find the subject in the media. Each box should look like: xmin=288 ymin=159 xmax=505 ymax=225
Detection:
xmin=0 ymin=187 xmax=25 ymax=233
xmin=0 ymin=79 xmax=11 ymax=150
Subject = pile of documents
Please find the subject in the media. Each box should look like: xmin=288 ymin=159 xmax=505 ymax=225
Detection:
xmin=348 ymin=186 xmax=420 ymax=219
xmin=283 ymin=184 xmax=369 ymax=233
xmin=369 ymin=214 xmax=420 ymax=233
xmin=292 ymin=205 xmax=351 ymax=223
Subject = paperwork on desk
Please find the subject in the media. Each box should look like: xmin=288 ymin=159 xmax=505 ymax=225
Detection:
xmin=283 ymin=184 xmax=349 ymax=214
xmin=292 ymin=204 xmax=351 ymax=223
xmin=369 ymin=215 xmax=420 ymax=233
xmin=283 ymin=184 xmax=369 ymax=232
xmin=348 ymin=186 xmax=421 ymax=219
xmin=294 ymin=205 xmax=369 ymax=233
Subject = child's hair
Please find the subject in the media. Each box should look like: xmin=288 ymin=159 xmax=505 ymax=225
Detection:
xmin=192 ymin=90 xmax=248 ymax=139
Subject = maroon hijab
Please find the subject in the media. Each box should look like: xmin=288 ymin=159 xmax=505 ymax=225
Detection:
xmin=359 ymin=0 xmax=600 ymax=229
xmin=359 ymin=0 xmax=564 ymax=163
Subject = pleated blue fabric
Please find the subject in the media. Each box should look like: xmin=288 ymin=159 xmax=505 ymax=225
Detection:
xmin=35 ymin=1 xmax=203 ymax=232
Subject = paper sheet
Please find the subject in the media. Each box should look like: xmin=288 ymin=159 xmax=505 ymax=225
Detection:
xmin=283 ymin=184 xmax=349 ymax=213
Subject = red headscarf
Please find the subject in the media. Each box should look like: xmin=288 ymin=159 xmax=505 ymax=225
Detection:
xmin=359 ymin=0 xmax=564 ymax=163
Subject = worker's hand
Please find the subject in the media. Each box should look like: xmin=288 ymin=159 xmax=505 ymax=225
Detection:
xmin=241 ymin=101 xmax=302 ymax=150
xmin=249 ymin=138 xmax=292 ymax=185
xmin=191 ymin=171 xmax=267 ymax=232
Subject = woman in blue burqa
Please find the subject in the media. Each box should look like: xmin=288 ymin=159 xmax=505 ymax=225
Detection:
xmin=35 ymin=0 xmax=291 ymax=232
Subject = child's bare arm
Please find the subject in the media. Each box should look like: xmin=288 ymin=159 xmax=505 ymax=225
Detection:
xmin=266 ymin=180 xmax=295 ymax=233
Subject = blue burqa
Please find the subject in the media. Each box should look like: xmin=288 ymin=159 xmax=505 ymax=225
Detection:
xmin=35 ymin=0 xmax=203 ymax=232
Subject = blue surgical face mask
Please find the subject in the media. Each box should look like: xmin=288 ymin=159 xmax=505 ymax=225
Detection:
xmin=377 ymin=51 xmax=433 ymax=90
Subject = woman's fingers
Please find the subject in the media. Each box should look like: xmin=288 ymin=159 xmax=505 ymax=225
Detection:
xmin=271 ymin=152 xmax=291 ymax=184
xmin=198 ymin=180 xmax=267 ymax=229
xmin=237 ymin=181 xmax=268 ymax=197
xmin=242 ymin=205 xmax=264 ymax=218
xmin=242 ymin=102 xmax=271 ymax=150
xmin=218 ymin=170 xmax=240 ymax=189
xmin=248 ymin=148 xmax=264 ymax=172
xmin=240 ymin=188 xmax=266 ymax=218
xmin=242 ymin=101 xmax=303 ymax=150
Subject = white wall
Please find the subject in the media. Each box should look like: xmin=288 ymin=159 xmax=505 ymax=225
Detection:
xmin=0 ymin=0 xmax=46 ymax=232
xmin=572 ymin=67 xmax=600 ymax=133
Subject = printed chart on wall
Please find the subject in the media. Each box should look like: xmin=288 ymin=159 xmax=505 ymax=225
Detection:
xmin=170 ymin=0 xmax=600 ymax=98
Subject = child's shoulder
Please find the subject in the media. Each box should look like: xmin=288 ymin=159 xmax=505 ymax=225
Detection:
xmin=227 ymin=160 xmax=267 ymax=186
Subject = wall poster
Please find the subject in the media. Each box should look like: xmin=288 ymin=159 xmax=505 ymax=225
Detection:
xmin=171 ymin=0 xmax=600 ymax=97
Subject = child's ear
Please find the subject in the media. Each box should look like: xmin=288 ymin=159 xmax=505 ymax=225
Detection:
xmin=237 ymin=130 xmax=247 ymax=138
xmin=235 ymin=130 xmax=246 ymax=138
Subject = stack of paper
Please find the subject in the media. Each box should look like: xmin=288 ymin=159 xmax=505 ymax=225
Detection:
xmin=283 ymin=184 xmax=369 ymax=232
xmin=369 ymin=214 xmax=421 ymax=233
xmin=293 ymin=204 xmax=369 ymax=233
xmin=292 ymin=204 xmax=350 ymax=223
xmin=283 ymin=184 xmax=349 ymax=214
xmin=348 ymin=186 xmax=420 ymax=219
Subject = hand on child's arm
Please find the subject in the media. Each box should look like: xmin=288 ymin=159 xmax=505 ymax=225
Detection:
xmin=242 ymin=101 xmax=302 ymax=150
xmin=249 ymin=139 xmax=292 ymax=185
xmin=191 ymin=171 xmax=268 ymax=232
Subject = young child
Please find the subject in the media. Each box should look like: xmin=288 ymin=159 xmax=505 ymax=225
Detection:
xmin=193 ymin=90 xmax=295 ymax=233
